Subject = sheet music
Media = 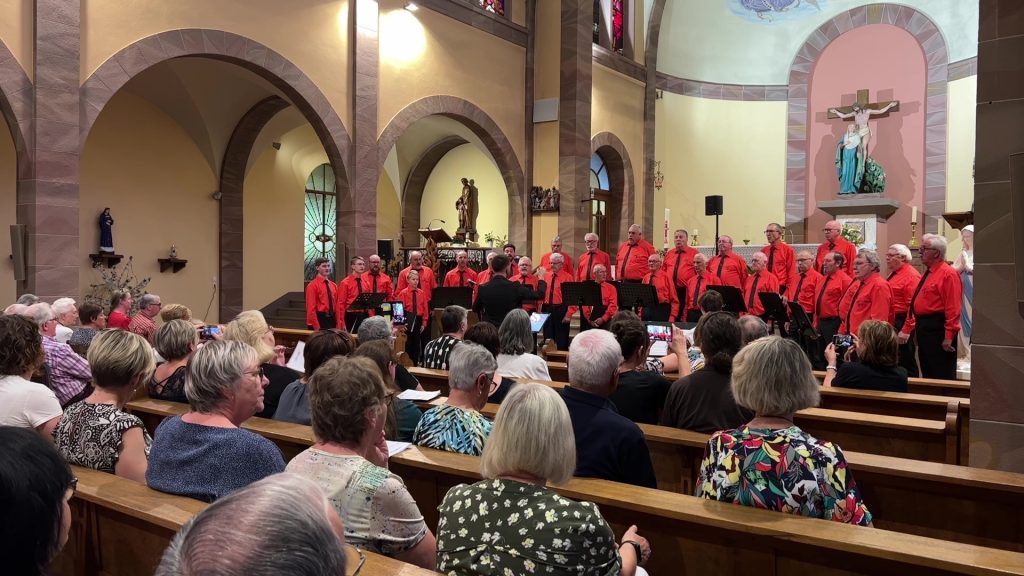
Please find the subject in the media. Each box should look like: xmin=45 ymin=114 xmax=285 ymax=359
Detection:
xmin=285 ymin=341 xmax=305 ymax=373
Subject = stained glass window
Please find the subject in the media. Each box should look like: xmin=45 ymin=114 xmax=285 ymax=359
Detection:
xmin=590 ymin=152 xmax=610 ymax=191
xmin=612 ymin=0 xmax=624 ymax=53
xmin=480 ymin=0 xmax=504 ymax=16
xmin=304 ymin=164 xmax=337 ymax=282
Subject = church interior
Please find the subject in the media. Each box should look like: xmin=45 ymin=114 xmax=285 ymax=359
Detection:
xmin=3 ymin=0 xmax=1024 ymax=573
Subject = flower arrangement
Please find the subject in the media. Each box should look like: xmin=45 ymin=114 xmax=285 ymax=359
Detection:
xmin=841 ymin=225 xmax=864 ymax=246
xmin=84 ymin=256 xmax=151 ymax=314
xmin=483 ymin=231 xmax=507 ymax=247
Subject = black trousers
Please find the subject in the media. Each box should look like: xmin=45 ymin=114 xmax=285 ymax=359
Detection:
xmin=915 ymin=313 xmax=957 ymax=380
xmin=405 ymin=317 xmax=425 ymax=365
xmin=314 ymin=311 xmax=337 ymax=331
xmin=894 ymin=313 xmax=920 ymax=378
xmin=814 ymin=317 xmax=841 ymax=370
xmin=543 ymin=304 xmax=570 ymax=350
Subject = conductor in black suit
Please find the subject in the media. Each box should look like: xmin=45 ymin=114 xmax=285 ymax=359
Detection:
xmin=473 ymin=254 xmax=547 ymax=326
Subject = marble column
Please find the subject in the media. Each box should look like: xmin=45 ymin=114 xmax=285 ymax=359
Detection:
xmin=557 ymin=0 xmax=593 ymax=258
xmin=970 ymin=0 xmax=1024 ymax=472
xmin=346 ymin=0 xmax=380 ymax=260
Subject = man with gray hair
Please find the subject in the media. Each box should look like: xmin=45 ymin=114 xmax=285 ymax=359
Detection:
xmin=23 ymin=302 xmax=92 ymax=406
xmin=15 ymin=293 xmax=39 ymax=306
xmin=542 ymin=252 xmax=575 ymax=350
xmin=838 ymin=249 xmax=893 ymax=336
xmin=357 ymin=316 xmax=421 ymax=391
xmin=129 ymin=293 xmax=162 ymax=344
xmin=156 ymin=473 xmax=348 ymax=576
xmin=51 ymin=297 xmax=78 ymax=344
xmin=886 ymin=243 xmax=922 ymax=376
xmin=422 ymin=305 xmax=468 ymax=370
xmin=739 ymin=315 xmax=769 ymax=346
xmin=576 ymin=232 xmax=611 ymax=281
xmin=561 ymin=329 xmax=656 ymax=488
xmin=540 ymin=235 xmax=573 ymax=273
xmin=413 ymin=342 xmax=497 ymax=456
xmin=899 ymin=234 xmax=962 ymax=379
xmin=616 ymin=224 xmax=656 ymax=282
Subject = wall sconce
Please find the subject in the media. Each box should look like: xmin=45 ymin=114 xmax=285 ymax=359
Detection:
xmin=271 ymin=141 xmax=282 ymax=150
xmin=653 ymin=161 xmax=664 ymax=191
xmin=655 ymin=89 xmax=664 ymax=100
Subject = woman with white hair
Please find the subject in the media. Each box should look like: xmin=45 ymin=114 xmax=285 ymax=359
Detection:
xmin=146 ymin=340 xmax=286 ymax=502
xmin=54 ymin=330 xmax=155 ymax=482
xmin=696 ymin=336 xmax=872 ymax=526
xmin=224 ymin=310 xmax=298 ymax=418
xmin=437 ymin=383 xmax=652 ymax=576
xmin=953 ymin=225 xmax=974 ymax=360
xmin=495 ymin=308 xmax=550 ymax=380
xmin=413 ymin=343 xmax=497 ymax=456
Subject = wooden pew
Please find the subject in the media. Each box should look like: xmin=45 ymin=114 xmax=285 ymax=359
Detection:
xmin=51 ymin=466 xmax=435 ymax=576
xmin=390 ymin=447 xmax=1024 ymax=575
xmin=813 ymin=369 xmax=971 ymax=398
xmin=125 ymin=398 xmax=1024 ymax=553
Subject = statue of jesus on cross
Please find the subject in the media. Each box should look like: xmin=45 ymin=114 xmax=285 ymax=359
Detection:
xmin=828 ymin=89 xmax=899 ymax=195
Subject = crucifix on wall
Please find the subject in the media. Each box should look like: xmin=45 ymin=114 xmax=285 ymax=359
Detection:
xmin=827 ymin=89 xmax=900 ymax=195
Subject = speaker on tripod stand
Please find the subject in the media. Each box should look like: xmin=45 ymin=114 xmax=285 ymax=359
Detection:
xmin=705 ymin=195 xmax=723 ymax=254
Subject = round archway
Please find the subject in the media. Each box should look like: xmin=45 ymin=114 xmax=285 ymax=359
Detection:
xmin=591 ymin=131 xmax=635 ymax=249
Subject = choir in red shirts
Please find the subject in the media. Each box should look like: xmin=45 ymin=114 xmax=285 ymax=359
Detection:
xmin=576 ymin=249 xmax=612 ymax=281
xmin=395 ymin=285 xmax=430 ymax=325
xmin=540 ymin=252 xmax=573 ymax=275
xmin=335 ymin=274 xmax=366 ymax=330
xmin=443 ymin=266 xmax=478 ymax=288
xmin=664 ymin=245 xmax=698 ymax=287
xmin=743 ymin=271 xmax=780 ymax=317
xmin=397 ymin=266 xmax=437 ymax=303
xmin=815 ymin=237 xmax=857 ymax=276
xmin=761 ymin=241 xmax=796 ymax=289
xmin=509 ymin=271 xmax=542 ymax=313
xmin=684 ymin=270 xmax=721 ymax=316
xmin=900 ymin=260 xmax=962 ymax=341
xmin=838 ymin=272 xmax=894 ymax=335
xmin=542 ymin=268 xmax=576 ymax=307
xmin=786 ymin=268 xmax=822 ymax=316
xmin=812 ymin=269 xmax=852 ymax=328
xmin=615 ymin=239 xmax=656 ymax=281
xmin=304 ymin=275 xmax=338 ymax=330
xmin=887 ymin=264 xmax=922 ymax=318
xmin=641 ymin=269 xmax=680 ymax=321
xmin=567 ymin=281 xmax=618 ymax=325
xmin=361 ymin=270 xmax=393 ymax=301
xmin=708 ymin=252 xmax=748 ymax=290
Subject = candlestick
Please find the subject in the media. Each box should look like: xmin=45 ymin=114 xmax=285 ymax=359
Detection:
xmin=909 ymin=221 xmax=919 ymax=249
xmin=911 ymin=205 xmax=917 ymax=223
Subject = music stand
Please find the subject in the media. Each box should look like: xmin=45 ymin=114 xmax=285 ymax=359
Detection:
xmin=348 ymin=292 xmax=387 ymax=332
xmin=562 ymin=281 xmax=603 ymax=310
xmin=430 ymin=287 xmax=473 ymax=310
xmin=758 ymin=292 xmax=789 ymax=327
xmin=617 ymin=282 xmax=658 ymax=314
xmin=706 ymin=285 xmax=746 ymax=315
xmin=787 ymin=302 xmax=816 ymax=339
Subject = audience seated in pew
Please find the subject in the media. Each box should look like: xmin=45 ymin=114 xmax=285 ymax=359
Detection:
xmin=495 ymin=308 xmax=551 ymax=381
xmin=67 ymin=302 xmax=106 ymax=355
xmin=608 ymin=310 xmax=691 ymax=376
xmin=422 ymin=304 xmax=467 ymax=370
xmin=698 ymin=336 xmax=873 ymax=526
xmin=0 ymin=315 xmax=63 ymax=436
xmin=738 ymin=315 xmax=768 ymax=346
xmin=358 ymin=316 xmax=421 ymax=391
xmin=274 ymin=329 xmax=354 ymax=425
xmin=155 ymin=473 xmax=349 ymax=576
xmin=224 ymin=310 xmax=299 ymax=418
xmin=286 ymin=356 xmax=437 ymax=570
xmin=147 ymin=340 xmax=286 ymax=501
xmin=463 ymin=320 xmax=518 ymax=404
xmin=824 ymin=319 xmax=909 ymax=393
xmin=150 ymin=319 xmax=197 ymax=403
xmin=607 ymin=315 xmax=670 ymax=424
xmin=352 ymin=339 xmax=423 ymax=442
xmin=55 ymin=330 xmax=155 ymax=483
xmin=0 ymin=426 xmax=76 ymax=576
xmin=437 ymin=383 xmax=652 ymax=576
xmin=25 ymin=302 xmax=93 ymax=407
xmin=661 ymin=311 xmax=753 ymax=433
xmin=414 ymin=342 xmax=497 ymax=456
xmin=563 ymin=329 xmax=657 ymax=488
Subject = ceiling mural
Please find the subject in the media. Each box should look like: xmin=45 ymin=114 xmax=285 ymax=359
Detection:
xmin=654 ymin=0 xmax=978 ymax=85
xmin=730 ymin=0 xmax=828 ymax=24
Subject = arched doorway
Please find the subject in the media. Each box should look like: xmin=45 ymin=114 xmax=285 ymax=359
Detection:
xmin=591 ymin=132 xmax=635 ymax=250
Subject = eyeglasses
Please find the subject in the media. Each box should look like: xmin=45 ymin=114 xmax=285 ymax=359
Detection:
xmin=796 ymin=257 xmax=812 ymax=262
xmin=244 ymin=367 xmax=266 ymax=380
xmin=917 ymin=247 xmax=936 ymax=253
xmin=764 ymin=229 xmax=780 ymax=234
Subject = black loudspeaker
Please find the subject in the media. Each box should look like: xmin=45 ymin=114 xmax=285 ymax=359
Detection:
xmin=377 ymin=239 xmax=395 ymax=262
xmin=705 ymin=195 xmax=724 ymax=216
xmin=10 ymin=224 xmax=25 ymax=282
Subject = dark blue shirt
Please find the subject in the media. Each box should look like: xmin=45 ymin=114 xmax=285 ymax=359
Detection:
xmin=146 ymin=415 xmax=286 ymax=502
xmin=560 ymin=386 xmax=657 ymax=488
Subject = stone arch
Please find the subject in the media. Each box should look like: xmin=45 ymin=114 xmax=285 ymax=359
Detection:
xmin=377 ymin=96 xmax=527 ymax=250
xmin=400 ymin=136 xmax=469 ymax=248
xmin=591 ymin=131 xmax=636 ymax=247
xmin=0 ymin=41 xmax=31 ymax=178
xmin=786 ymin=4 xmax=949 ymax=240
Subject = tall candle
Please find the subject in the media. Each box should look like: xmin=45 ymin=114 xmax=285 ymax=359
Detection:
xmin=664 ymin=208 xmax=670 ymax=248
xmin=912 ymin=205 xmax=917 ymax=223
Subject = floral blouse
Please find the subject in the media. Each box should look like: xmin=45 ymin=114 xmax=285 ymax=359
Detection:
xmin=696 ymin=425 xmax=872 ymax=526
xmin=54 ymin=401 xmax=152 ymax=474
xmin=413 ymin=404 xmax=492 ymax=456
xmin=437 ymin=478 xmax=621 ymax=576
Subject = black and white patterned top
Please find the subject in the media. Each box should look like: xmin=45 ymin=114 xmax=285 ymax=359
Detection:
xmin=54 ymin=401 xmax=152 ymax=474
xmin=421 ymin=335 xmax=460 ymax=370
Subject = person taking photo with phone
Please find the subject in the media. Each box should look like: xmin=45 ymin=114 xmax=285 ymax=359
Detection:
xmin=823 ymin=320 xmax=908 ymax=392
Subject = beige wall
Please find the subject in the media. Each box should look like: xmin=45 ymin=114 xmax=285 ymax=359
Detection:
xmin=944 ymin=75 xmax=978 ymax=256
xmin=654 ymin=93 xmax=787 ymax=247
xmin=592 ymin=64 xmax=646 ymax=237
xmin=378 ymin=1 xmax=526 ymax=165
xmin=420 ymin=144 xmax=508 ymax=245
xmin=243 ymin=123 xmax=328 ymax=311
xmin=0 ymin=111 xmax=15 ymax=305
xmin=0 ymin=0 xmax=31 ymax=80
xmin=80 ymin=92 xmax=220 ymax=321
xmin=81 ymin=0 xmax=351 ymax=129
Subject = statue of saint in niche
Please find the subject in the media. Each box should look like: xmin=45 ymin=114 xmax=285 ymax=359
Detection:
xmin=456 ymin=177 xmax=477 ymax=234
xmin=99 ymin=208 xmax=115 ymax=253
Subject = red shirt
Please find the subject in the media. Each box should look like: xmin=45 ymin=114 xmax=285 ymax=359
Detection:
xmin=743 ymin=271 xmax=781 ymax=317
xmin=566 ymin=281 xmax=618 ymax=324
xmin=107 ymin=310 xmax=131 ymax=330
xmin=812 ymin=270 xmax=852 ymax=327
xmin=761 ymin=241 xmax=796 ymax=288
xmin=815 ymin=237 xmax=857 ymax=276
xmin=684 ymin=270 xmax=721 ymax=312
xmin=335 ymin=274 xmax=367 ymax=328
xmin=473 ymin=269 xmax=494 ymax=302
xmin=360 ymin=271 xmax=393 ymax=301
xmin=886 ymin=264 xmax=922 ymax=316
xmin=509 ymin=273 xmax=542 ymax=312
xmin=663 ymin=246 xmax=698 ymax=287
xmin=576 ymin=249 xmax=612 ymax=282
xmin=641 ymin=269 xmax=681 ymax=321
xmin=443 ymin=267 xmax=478 ymax=288
xmin=901 ymin=261 xmax=962 ymax=341
xmin=540 ymin=252 xmax=573 ymax=274
xmin=397 ymin=266 xmax=437 ymax=303
xmin=708 ymin=252 xmax=748 ymax=290
xmin=304 ymin=276 xmax=338 ymax=330
xmin=838 ymin=273 xmax=894 ymax=335
xmin=615 ymin=239 xmax=656 ymax=281
xmin=395 ymin=287 xmax=430 ymax=322
xmin=786 ymin=269 xmax=823 ymax=316
xmin=542 ymin=269 xmax=576 ymax=306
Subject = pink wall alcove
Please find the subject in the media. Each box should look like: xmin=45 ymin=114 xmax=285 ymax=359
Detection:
xmin=807 ymin=24 xmax=926 ymax=250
